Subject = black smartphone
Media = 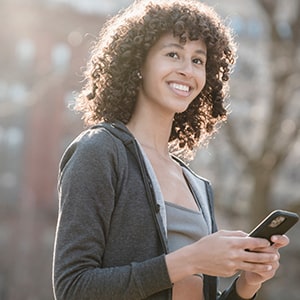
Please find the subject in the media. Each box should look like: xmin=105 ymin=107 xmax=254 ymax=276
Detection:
xmin=248 ymin=210 xmax=299 ymax=242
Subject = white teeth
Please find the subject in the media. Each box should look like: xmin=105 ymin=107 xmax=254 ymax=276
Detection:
xmin=170 ymin=83 xmax=190 ymax=92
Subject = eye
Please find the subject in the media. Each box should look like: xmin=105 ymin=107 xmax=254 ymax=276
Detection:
xmin=167 ymin=52 xmax=179 ymax=59
xmin=193 ymin=58 xmax=205 ymax=65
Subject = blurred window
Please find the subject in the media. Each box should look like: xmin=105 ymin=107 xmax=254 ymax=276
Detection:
xmin=8 ymin=82 xmax=28 ymax=104
xmin=51 ymin=43 xmax=71 ymax=72
xmin=5 ymin=127 xmax=24 ymax=149
xmin=0 ymin=80 xmax=8 ymax=102
xmin=15 ymin=38 xmax=36 ymax=68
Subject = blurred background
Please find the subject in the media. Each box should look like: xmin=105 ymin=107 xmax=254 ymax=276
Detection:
xmin=0 ymin=0 xmax=299 ymax=299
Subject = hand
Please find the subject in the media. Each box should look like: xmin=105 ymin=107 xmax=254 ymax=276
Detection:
xmin=235 ymin=234 xmax=289 ymax=299
xmin=165 ymin=231 xmax=287 ymax=286
xmin=239 ymin=234 xmax=290 ymax=286
xmin=187 ymin=230 xmax=274 ymax=278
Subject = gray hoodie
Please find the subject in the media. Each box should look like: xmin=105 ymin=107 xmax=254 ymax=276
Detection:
xmin=52 ymin=121 xmax=253 ymax=300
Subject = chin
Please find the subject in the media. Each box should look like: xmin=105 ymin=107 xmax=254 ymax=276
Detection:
xmin=175 ymin=105 xmax=190 ymax=114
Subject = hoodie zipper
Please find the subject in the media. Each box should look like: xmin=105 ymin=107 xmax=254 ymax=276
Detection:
xmin=131 ymin=139 xmax=169 ymax=254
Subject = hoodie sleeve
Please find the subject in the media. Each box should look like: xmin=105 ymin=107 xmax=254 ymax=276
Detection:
xmin=52 ymin=128 xmax=172 ymax=300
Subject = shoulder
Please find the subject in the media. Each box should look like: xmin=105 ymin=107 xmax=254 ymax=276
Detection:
xmin=73 ymin=121 xmax=133 ymax=152
xmin=59 ymin=125 xmax=127 ymax=174
xmin=75 ymin=126 xmax=121 ymax=152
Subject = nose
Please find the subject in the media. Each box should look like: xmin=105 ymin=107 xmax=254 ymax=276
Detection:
xmin=177 ymin=60 xmax=194 ymax=77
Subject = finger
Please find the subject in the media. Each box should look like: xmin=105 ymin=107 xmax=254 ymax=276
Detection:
xmin=250 ymin=246 xmax=281 ymax=257
xmin=254 ymin=260 xmax=280 ymax=277
xmin=238 ymin=261 xmax=274 ymax=274
xmin=242 ymin=250 xmax=279 ymax=264
xmin=217 ymin=230 xmax=248 ymax=237
xmin=244 ymin=237 xmax=271 ymax=251
xmin=240 ymin=256 xmax=280 ymax=275
xmin=270 ymin=235 xmax=290 ymax=248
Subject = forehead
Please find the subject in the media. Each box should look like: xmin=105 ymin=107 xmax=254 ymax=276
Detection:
xmin=153 ymin=33 xmax=207 ymax=52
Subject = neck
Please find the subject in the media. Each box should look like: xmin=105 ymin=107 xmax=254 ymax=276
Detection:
xmin=127 ymin=114 xmax=173 ymax=158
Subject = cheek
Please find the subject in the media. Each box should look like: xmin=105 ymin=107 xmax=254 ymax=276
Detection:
xmin=196 ymin=70 xmax=206 ymax=91
xmin=147 ymin=62 xmax=169 ymax=77
xmin=142 ymin=64 xmax=168 ymax=87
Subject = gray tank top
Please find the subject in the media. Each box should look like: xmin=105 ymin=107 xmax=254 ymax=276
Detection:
xmin=165 ymin=201 xmax=209 ymax=252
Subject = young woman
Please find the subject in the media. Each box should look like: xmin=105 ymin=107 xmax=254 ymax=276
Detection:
xmin=52 ymin=0 xmax=289 ymax=299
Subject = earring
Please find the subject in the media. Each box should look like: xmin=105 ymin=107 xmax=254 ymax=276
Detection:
xmin=137 ymin=72 xmax=142 ymax=79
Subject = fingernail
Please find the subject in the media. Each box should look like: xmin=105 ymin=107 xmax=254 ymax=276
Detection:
xmin=267 ymin=265 xmax=272 ymax=271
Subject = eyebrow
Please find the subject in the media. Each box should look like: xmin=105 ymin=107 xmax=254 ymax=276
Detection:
xmin=161 ymin=43 xmax=207 ymax=56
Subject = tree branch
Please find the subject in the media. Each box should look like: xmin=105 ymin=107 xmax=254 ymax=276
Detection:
xmin=224 ymin=120 xmax=252 ymax=162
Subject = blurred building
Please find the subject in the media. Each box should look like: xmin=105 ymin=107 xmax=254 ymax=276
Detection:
xmin=0 ymin=0 xmax=108 ymax=298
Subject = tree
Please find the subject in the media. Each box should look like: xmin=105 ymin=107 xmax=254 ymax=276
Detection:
xmin=190 ymin=1 xmax=300 ymax=299
xmin=224 ymin=0 xmax=300 ymax=226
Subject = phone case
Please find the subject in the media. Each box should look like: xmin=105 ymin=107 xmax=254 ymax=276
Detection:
xmin=248 ymin=210 xmax=299 ymax=241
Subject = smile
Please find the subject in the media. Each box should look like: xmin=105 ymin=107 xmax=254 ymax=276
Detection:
xmin=169 ymin=82 xmax=191 ymax=92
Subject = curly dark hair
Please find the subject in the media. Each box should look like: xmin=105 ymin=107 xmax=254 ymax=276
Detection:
xmin=74 ymin=0 xmax=236 ymax=156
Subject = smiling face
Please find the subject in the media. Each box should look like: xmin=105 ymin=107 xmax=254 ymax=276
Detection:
xmin=137 ymin=33 xmax=207 ymax=117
